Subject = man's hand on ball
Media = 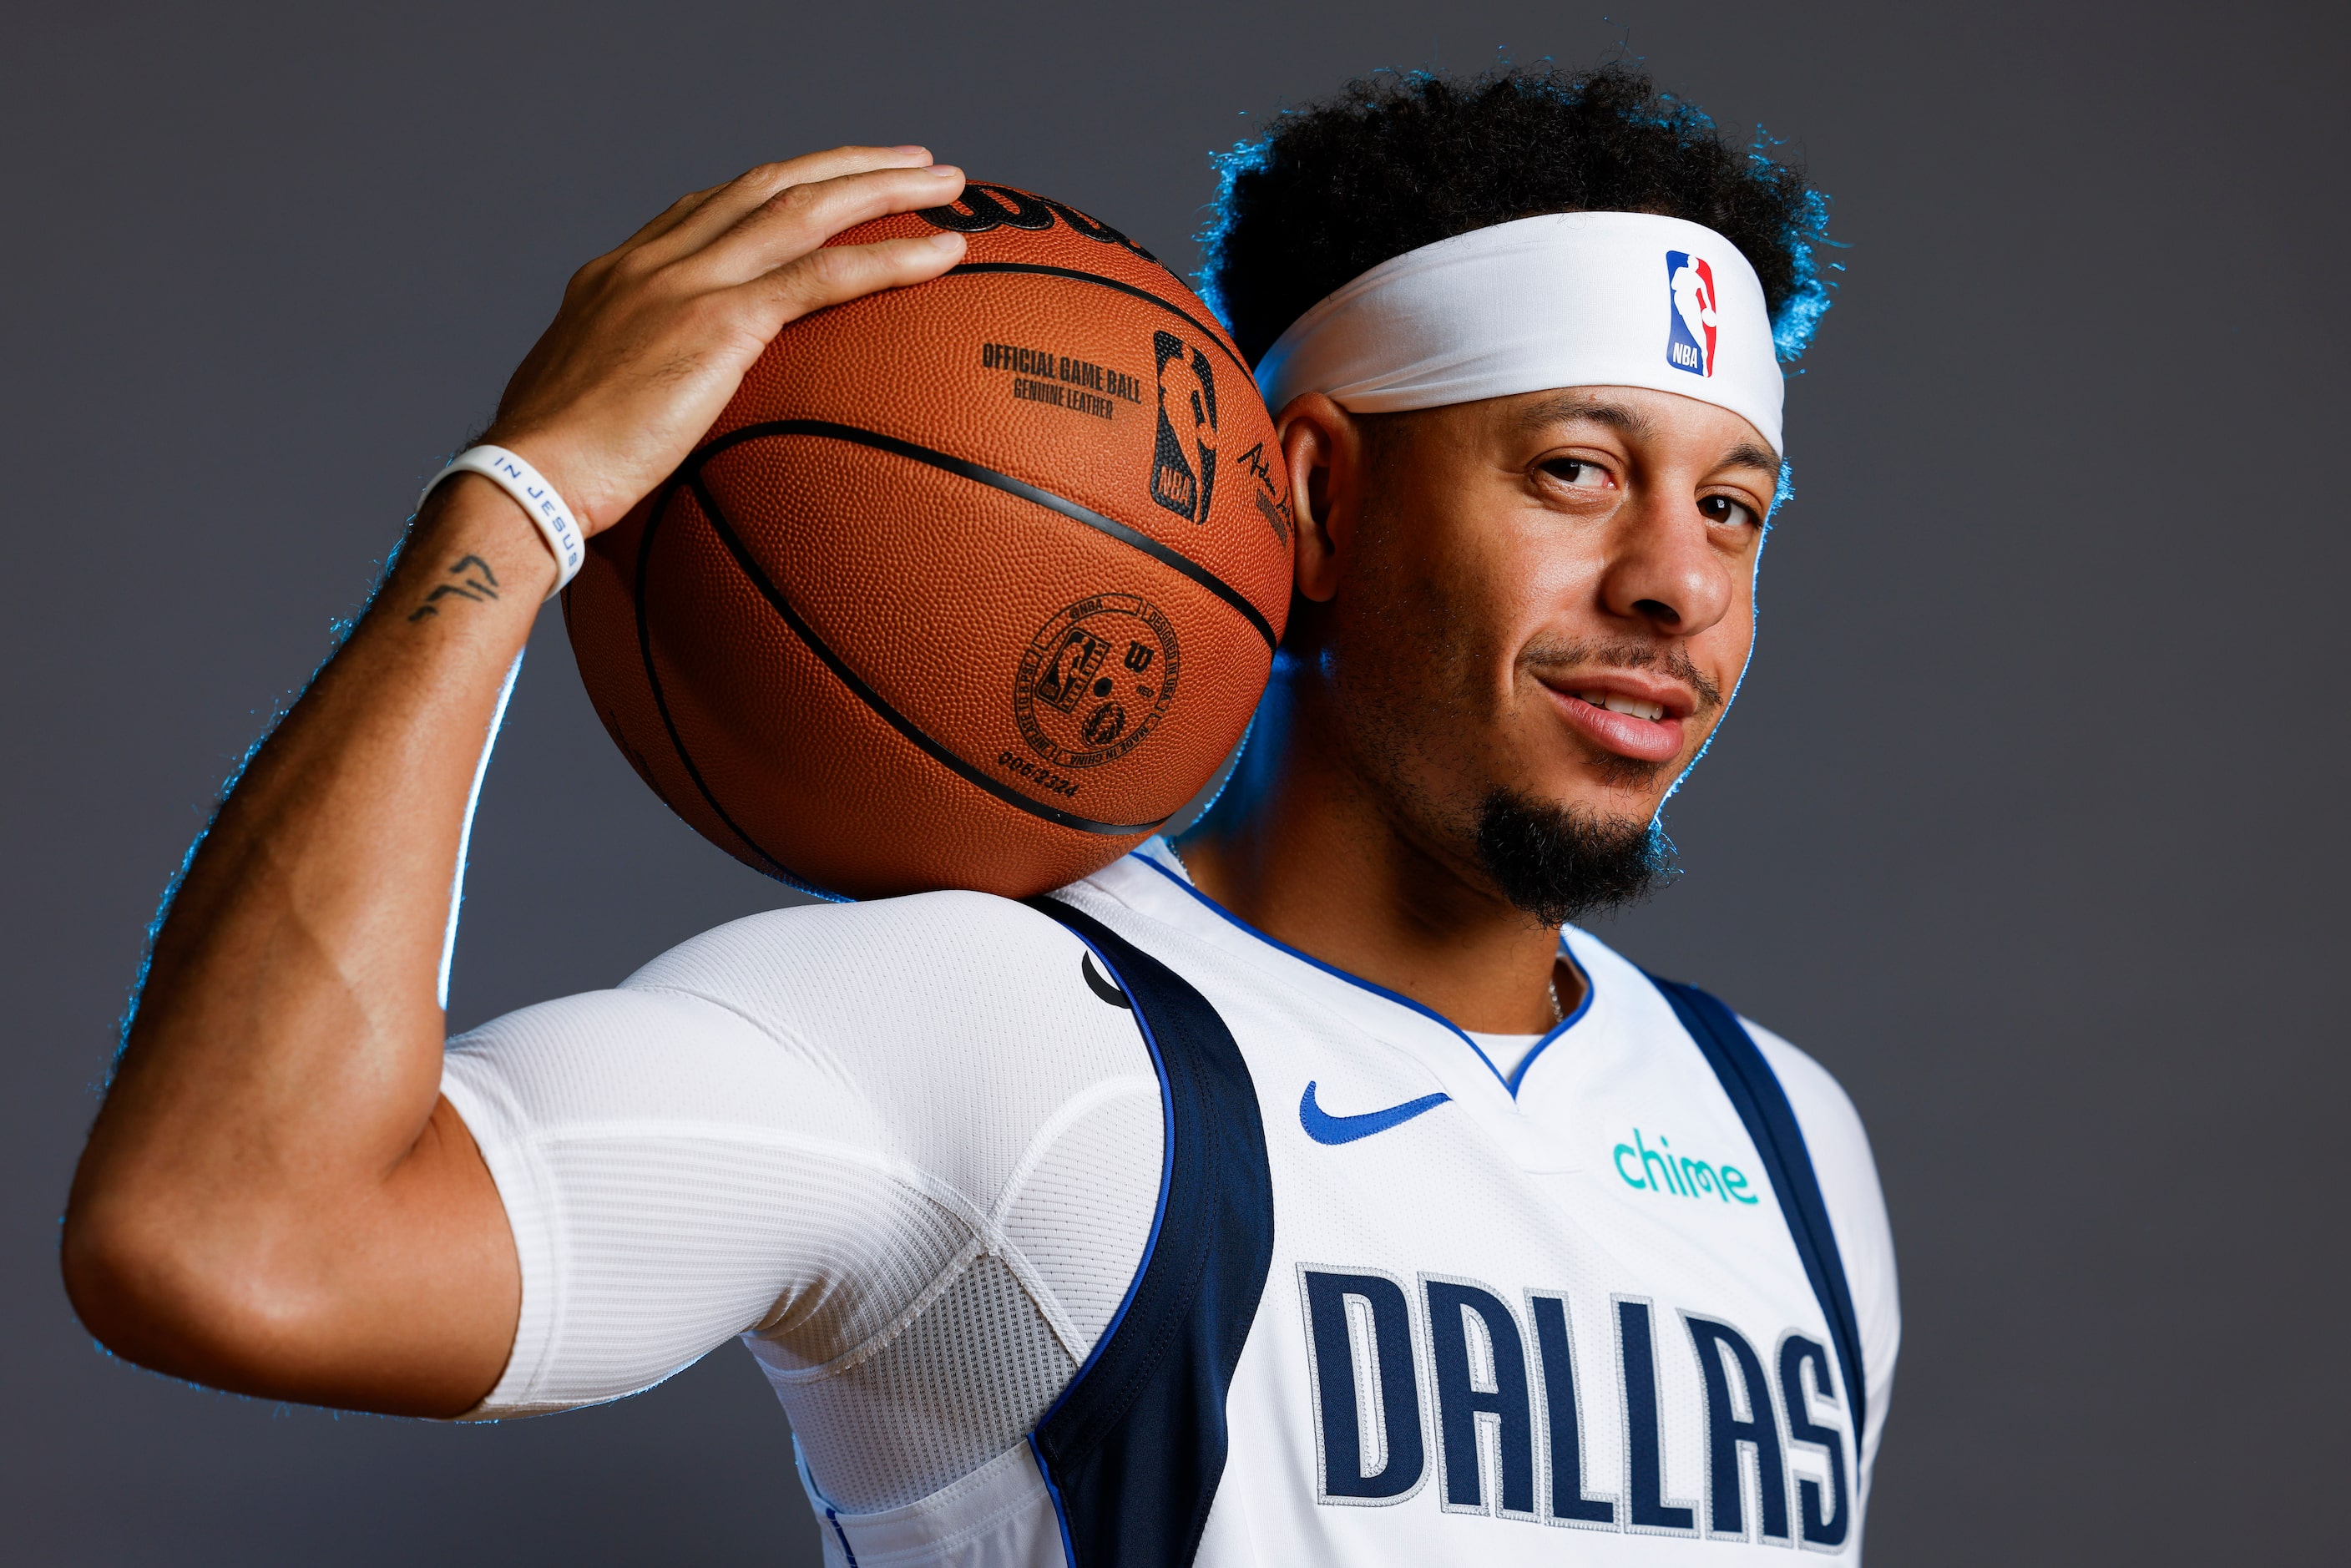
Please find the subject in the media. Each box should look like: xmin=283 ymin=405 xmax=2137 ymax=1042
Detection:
xmin=482 ymin=147 xmax=967 ymax=535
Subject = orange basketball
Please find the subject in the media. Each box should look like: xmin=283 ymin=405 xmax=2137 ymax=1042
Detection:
xmin=564 ymin=184 xmax=1294 ymax=900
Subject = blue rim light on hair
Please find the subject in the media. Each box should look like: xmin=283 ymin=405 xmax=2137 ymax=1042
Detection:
xmin=1195 ymin=130 xmax=1273 ymax=331
xmin=1196 ymin=74 xmax=1846 ymax=367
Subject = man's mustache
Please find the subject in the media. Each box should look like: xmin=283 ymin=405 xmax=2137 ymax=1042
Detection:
xmin=1520 ymin=640 xmax=1725 ymax=716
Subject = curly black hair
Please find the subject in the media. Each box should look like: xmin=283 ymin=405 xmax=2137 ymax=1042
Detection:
xmin=1199 ymin=63 xmax=1836 ymax=367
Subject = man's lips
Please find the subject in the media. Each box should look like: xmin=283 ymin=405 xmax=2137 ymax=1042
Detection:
xmin=1539 ymin=673 xmax=1695 ymax=764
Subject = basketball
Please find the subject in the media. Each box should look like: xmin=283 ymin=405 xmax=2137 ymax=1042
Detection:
xmin=564 ymin=183 xmax=1294 ymax=900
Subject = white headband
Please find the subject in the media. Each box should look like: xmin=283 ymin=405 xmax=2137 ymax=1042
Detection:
xmin=1255 ymin=211 xmax=1784 ymax=456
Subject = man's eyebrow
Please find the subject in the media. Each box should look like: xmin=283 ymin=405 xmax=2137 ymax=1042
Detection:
xmin=1517 ymin=393 xmax=1782 ymax=475
xmin=1515 ymin=393 xmax=1653 ymax=438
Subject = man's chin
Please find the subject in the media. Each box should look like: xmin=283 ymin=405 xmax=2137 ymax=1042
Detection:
xmin=1474 ymin=787 xmax=1679 ymax=928
xmin=1582 ymin=748 xmax=1676 ymax=792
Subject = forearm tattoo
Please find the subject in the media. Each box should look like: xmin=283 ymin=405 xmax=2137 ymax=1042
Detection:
xmin=407 ymin=555 xmax=501 ymax=621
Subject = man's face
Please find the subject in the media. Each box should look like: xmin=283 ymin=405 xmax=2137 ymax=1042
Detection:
xmin=1293 ymin=385 xmax=1779 ymax=913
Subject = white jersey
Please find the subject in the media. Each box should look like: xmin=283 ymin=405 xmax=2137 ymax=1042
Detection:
xmin=441 ymin=841 xmax=1897 ymax=1565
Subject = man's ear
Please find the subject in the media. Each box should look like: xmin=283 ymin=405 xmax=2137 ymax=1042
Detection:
xmin=1276 ymin=392 xmax=1363 ymax=604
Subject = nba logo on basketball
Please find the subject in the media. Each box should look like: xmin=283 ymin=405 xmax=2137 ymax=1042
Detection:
xmin=1665 ymin=250 xmax=1717 ymax=377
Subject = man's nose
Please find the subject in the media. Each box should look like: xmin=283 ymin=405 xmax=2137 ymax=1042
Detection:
xmin=1595 ymin=494 xmax=1737 ymax=637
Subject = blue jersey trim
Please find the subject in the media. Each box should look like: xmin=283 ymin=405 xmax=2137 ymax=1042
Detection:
xmin=1130 ymin=850 xmax=1594 ymax=1098
xmin=1026 ymin=1433 xmax=1078 ymax=1568
xmin=1500 ymin=963 xmax=1595 ymax=1095
xmin=1029 ymin=920 xmax=1176 ymax=1412
xmin=822 ymin=1505 xmax=862 ymax=1566
xmin=1019 ymin=895 xmax=1276 ymax=1567
xmin=1647 ymin=974 xmax=1868 ymax=1451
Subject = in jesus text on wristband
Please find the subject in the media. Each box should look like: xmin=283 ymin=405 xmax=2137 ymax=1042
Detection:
xmin=418 ymin=445 xmax=585 ymax=594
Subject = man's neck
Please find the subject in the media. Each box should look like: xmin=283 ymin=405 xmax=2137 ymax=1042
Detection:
xmin=1172 ymin=698 xmax=1577 ymax=1035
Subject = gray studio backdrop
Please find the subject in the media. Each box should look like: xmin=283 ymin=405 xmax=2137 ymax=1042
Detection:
xmin=5 ymin=3 xmax=2342 ymax=1563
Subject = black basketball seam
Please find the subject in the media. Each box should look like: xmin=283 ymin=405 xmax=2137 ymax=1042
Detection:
xmin=684 ymin=470 xmax=1166 ymax=838
xmin=629 ymin=477 xmax=848 ymax=900
xmin=695 ymin=419 xmax=1279 ymax=656
xmin=943 ymin=261 xmax=1249 ymax=377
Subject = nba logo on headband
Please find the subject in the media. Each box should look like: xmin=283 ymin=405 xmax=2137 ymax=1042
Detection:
xmin=1665 ymin=250 xmax=1718 ymax=377
xmin=1254 ymin=213 xmax=1783 ymax=454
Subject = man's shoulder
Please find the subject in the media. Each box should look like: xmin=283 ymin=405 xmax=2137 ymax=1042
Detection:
xmin=622 ymin=888 xmax=1077 ymax=994
xmin=1736 ymin=1016 xmax=1902 ymax=1418
xmin=1738 ymin=1017 xmax=1868 ymax=1146
xmin=1559 ymin=927 xmax=1878 ymax=1186
xmin=1732 ymin=1014 xmax=1898 ymax=1358
xmin=608 ymin=889 xmax=1147 ymax=1080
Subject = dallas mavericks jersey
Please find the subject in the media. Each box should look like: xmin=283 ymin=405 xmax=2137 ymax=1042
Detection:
xmin=801 ymin=845 xmax=1897 ymax=1565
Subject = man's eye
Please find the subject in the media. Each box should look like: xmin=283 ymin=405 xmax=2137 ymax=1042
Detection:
xmin=1699 ymin=494 xmax=1760 ymax=529
xmin=1541 ymin=458 xmax=1611 ymax=489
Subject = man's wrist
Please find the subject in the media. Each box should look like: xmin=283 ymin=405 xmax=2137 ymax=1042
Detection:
xmin=418 ymin=445 xmax=585 ymax=594
xmin=400 ymin=473 xmax=563 ymax=616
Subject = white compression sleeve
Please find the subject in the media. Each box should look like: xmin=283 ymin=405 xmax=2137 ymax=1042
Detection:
xmin=438 ymin=892 xmax=1164 ymax=1514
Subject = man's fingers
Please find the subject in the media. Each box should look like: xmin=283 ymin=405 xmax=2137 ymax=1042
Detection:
xmin=638 ymin=145 xmax=938 ymax=267
xmin=684 ymin=164 xmax=965 ymax=290
xmin=571 ymin=173 xmax=753 ymax=294
xmin=613 ymin=182 xmax=729 ymax=254
xmin=741 ymin=230 xmax=968 ymax=334
xmin=482 ymin=148 xmax=964 ymax=530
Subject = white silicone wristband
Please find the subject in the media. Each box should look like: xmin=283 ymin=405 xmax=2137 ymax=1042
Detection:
xmin=418 ymin=445 xmax=585 ymax=594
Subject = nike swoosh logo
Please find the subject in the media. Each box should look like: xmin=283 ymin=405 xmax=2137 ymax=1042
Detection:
xmin=1298 ymin=1081 xmax=1452 ymax=1146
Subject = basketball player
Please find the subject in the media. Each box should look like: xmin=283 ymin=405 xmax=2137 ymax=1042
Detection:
xmin=63 ymin=66 xmax=1898 ymax=1564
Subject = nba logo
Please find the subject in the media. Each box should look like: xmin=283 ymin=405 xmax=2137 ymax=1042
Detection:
xmin=1665 ymin=250 xmax=1717 ymax=377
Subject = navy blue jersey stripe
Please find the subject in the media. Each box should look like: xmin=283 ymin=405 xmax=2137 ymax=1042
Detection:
xmin=1023 ymin=896 xmax=1275 ymax=1568
xmin=1648 ymin=975 xmax=1868 ymax=1449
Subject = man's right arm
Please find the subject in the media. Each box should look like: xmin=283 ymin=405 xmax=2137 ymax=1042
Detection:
xmin=58 ymin=148 xmax=969 ymax=1418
